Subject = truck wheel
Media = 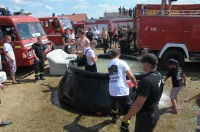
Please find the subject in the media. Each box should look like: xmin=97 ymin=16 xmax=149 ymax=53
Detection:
xmin=159 ymin=49 xmax=184 ymax=70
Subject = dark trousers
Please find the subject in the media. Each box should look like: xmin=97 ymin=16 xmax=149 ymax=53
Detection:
xmin=103 ymin=39 xmax=109 ymax=53
xmin=126 ymin=40 xmax=131 ymax=54
xmin=64 ymin=45 xmax=69 ymax=53
xmin=120 ymin=42 xmax=127 ymax=55
xmin=85 ymin=63 xmax=97 ymax=72
xmin=109 ymin=37 xmax=113 ymax=47
xmin=110 ymin=95 xmax=132 ymax=115
xmin=135 ymin=107 xmax=159 ymax=132
xmin=34 ymin=59 xmax=44 ymax=79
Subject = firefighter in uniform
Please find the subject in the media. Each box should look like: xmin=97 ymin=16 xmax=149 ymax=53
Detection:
xmin=32 ymin=36 xmax=45 ymax=82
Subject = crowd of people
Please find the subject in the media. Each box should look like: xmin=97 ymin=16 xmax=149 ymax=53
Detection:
xmin=0 ymin=22 xmax=199 ymax=131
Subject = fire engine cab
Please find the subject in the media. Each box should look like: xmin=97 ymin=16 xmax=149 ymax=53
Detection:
xmin=0 ymin=8 xmax=52 ymax=72
xmin=136 ymin=4 xmax=200 ymax=68
xmin=39 ymin=16 xmax=72 ymax=49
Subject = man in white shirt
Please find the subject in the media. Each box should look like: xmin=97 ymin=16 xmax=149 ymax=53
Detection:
xmin=3 ymin=35 xmax=19 ymax=84
xmin=83 ymin=40 xmax=98 ymax=72
xmin=107 ymin=48 xmax=138 ymax=129
xmin=93 ymin=27 xmax=100 ymax=41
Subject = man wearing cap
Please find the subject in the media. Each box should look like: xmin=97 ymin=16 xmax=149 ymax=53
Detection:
xmin=122 ymin=53 xmax=164 ymax=132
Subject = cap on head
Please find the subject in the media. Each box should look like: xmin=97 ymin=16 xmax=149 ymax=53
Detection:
xmin=141 ymin=53 xmax=158 ymax=65
xmin=167 ymin=59 xmax=178 ymax=65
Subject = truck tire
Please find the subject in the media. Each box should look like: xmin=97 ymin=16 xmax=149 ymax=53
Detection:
xmin=159 ymin=49 xmax=184 ymax=70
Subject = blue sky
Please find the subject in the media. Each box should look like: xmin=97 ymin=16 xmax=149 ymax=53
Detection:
xmin=0 ymin=0 xmax=199 ymax=18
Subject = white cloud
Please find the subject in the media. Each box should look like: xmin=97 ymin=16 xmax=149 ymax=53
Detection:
xmin=29 ymin=3 xmax=43 ymax=7
xmin=45 ymin=5 xmax=54 ymax=10
xmin=12 ymin=0 xmax=32 ymax=4
xmin=98 ymin=4 xmax=119 ymax=12
xmin=72 ymin=2 xmax=88 ymax=9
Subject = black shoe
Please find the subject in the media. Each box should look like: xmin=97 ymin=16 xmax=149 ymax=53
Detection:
xmin=34 ymin=78 xmax=39 ymax=83
xmin=40 ymin=77 xmax=45 ymax=80
xmin=111 ymin=115 xmax=119 ymax=124
xmin=120 ymin=120 xmax=130 ymax=132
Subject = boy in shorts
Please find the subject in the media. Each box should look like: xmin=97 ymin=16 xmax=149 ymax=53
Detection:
xmin=3 ymin=35 xmax=19 ymax=84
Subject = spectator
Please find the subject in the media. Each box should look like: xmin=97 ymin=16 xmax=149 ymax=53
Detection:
xmin=83 ymin=40 xmax=98 ymax=72
xmin=108 ymin=28 xmax=113 ymax=49
xmin=62 ymin=28 xmax=70 ymax=53
xmin=3 ymin=35 xmax=20 ymax=84
xmin=127 ymin=27 xmax=132 ymax=55
xmin=122 ymin=53 xmax=164 ymax=132
xmin=32 ymin=36 xmax=45 ymax=82
xmin=93 ymin=27 xmax=100 ymax=42
xmin=118 ymin=28 xmax=128 ymax=55
xmin=86 ymin=28 xmax=93 ymax=41
xmin=101 ymin=28 xmax=110 ymax=54
xmin=69 ymin=29 xmax=76 ymax=54
xmin=164 ymin=59 xmax=186 ymax=114
xmin=113 ymin=28 xmax=118 ymax=48
xmin=157 ymin=0 xmax=178 ymax=15
xmin=107 ymin=48 xmax=138 ymax=128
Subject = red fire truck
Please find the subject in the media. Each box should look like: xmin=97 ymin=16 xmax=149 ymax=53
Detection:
xmin=0 ymin=12 xmax=52 ymax=72
xmin=85 ymin=19 xmax=111 ymax=33
xmin=136 ymin=4 xmax=200 ymax=68
xmin=111 ymin=18 xmax=134 ymax=29
xmin=39 ymin=16 xmax=72 ymax=49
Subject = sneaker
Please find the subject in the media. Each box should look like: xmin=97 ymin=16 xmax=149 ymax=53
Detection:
xmin=112 ymin=115 xmax=119 ymax=124
xmin=120 ymin=120 xmax=130 ymax=132
xmin=0 ymin=121 xmax=12 ymax=127
xmin=40 ymin=77 xmax=45 ymax=80
xmin=34 ymin=78 xmax=39 ymax=83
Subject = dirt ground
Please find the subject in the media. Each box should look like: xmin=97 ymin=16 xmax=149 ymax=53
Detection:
xmin=0 ymin=49 xmax=199 ymax=132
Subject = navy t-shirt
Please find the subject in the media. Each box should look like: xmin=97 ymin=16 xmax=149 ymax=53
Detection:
xmin=166 ymin=67 xmax=184 ymax=87
xmin=136 ymin=71 xmax=164 ymax=112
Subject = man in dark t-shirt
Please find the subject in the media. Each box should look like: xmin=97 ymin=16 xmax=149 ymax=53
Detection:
xmin=108 ymin=28 xmax=113 ymax=49
xmin=32 ymin=36 xmax=45 ymax=82
xmin=62 ymin=28 xmax=70 ymax=53
xmin=122 ymin=53 xmax=164 ymax=132
xmin=118 ymin=28 xmax=128 ymax=55
xmin=86 ymin=28 xmax=93 ymax=41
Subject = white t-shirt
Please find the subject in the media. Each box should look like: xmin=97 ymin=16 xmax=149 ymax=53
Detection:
xmin=3 ymin=43 xmax=15 ymax=61
xmin=83 ymin=47 xmax=95 ymax=66
xmin=69 ymin=33 xmax=75 ymax=40
xmin=107 ymin=58 xmax=130 ymax=96
xmin=93 ymin=30 xmax=100 ymax=39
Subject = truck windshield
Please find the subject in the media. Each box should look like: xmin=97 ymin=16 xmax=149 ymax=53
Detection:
xmin=59 ymin=18 xmax=72 ymax=30
xmin=16 ymin=22 xmax=46 ymax=40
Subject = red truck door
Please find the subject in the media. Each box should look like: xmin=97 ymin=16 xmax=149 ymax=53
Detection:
xmin=182 ymin=16 xmax=200 ymax=52
xmin=161 ymin=16 xmax=184 ymax=45
xmin=137 ymin=16 xmax=162 ymax=50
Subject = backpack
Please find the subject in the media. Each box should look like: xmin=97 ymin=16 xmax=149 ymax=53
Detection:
xmin=77 ymin=48 xmax=90 ymax=66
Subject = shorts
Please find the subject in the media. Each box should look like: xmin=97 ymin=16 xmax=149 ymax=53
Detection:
xmin=8 ymin=61 xmax=16 ymax=74
xmin=170 ymin=86 xmax=182 ymax=99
